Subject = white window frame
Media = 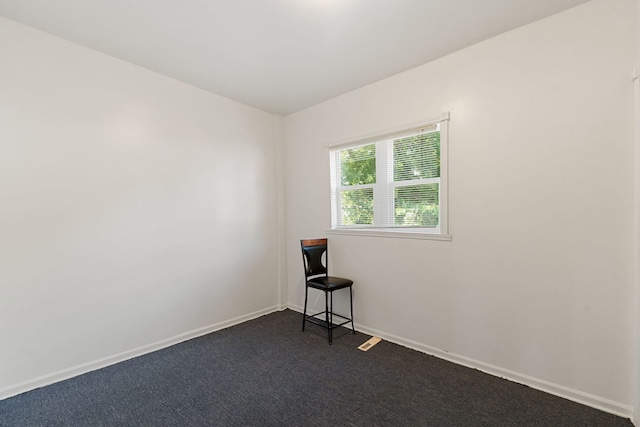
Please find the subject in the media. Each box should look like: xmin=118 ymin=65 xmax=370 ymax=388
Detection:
xmin=327 ymin=112 xmax=451 ymax=241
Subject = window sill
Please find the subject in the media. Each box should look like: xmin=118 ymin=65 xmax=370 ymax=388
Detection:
xmin=326 ymin=228 xmax=452 ymax=241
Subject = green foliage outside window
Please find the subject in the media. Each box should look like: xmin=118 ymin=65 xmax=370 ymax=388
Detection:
xmin=394 ymin=184 xmax=439 ymax=227
xmin=339 ymin=144 xmax=375 ymax=225
xmin=338 ymin=131 xmax=440 ymax=227
xmin=340 ymin=188 xmax=374 ymax=225
xmin=393 ymin=133 xmax=440 ymax=181
xmin=393 ymin=132 xmax=440 ymax=227
xmin=340 ymin=144 xmax=375 ymax=186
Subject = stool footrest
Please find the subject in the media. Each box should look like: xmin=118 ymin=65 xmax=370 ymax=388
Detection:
xmin=304 ymin=311 xmax=352 ymax=330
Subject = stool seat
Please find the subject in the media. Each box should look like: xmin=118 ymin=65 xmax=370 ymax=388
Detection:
xmin=307 ymin=276 xmax=353 ymax=290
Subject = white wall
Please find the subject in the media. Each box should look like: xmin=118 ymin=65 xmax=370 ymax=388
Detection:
xmin=0 ymin=17 xmax=282 ymax=396
xmin=284 ymin=0 xmax=636 ymax=417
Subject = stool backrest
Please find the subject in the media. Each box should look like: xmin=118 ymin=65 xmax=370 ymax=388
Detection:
xmin=300 ymin=238 xmax=328 ymax=279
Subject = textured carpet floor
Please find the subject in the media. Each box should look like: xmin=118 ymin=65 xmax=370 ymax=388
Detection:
xmin=0 ymin=309 xmax=633 ymax=426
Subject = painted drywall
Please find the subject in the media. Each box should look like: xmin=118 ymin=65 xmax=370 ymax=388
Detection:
xmin=0 ymin=17 xmax=281 ymax=395
xmin=284 ymin=0 xmax=636 ymax=415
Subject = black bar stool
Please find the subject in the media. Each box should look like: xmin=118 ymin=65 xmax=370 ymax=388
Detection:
xmin=300 ymin=238 xmax=355 ymax=344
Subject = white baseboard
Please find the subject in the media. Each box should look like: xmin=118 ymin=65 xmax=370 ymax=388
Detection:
xmin=289 ymin=303 xmax=633 ymax=420
xmin=0 ymin=305 xmax=282 ymax=401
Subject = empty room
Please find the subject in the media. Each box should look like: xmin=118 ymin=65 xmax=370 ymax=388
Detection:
xmin=1 ymin=0 xmax=639 ymax=425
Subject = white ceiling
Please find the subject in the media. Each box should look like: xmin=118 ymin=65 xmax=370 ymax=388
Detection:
xmin=0 ymin=0 xmax=589 ymax=115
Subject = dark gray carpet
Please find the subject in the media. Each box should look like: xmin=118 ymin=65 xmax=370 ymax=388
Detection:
xmin=0 ymin=309 xmax=633 ymax=426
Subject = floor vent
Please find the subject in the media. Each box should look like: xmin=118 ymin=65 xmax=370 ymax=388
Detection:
xmin=358 ymin=336 xmax=382 ymax=351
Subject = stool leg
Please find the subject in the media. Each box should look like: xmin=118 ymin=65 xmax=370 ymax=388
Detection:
xmin=349 ymin=286 xmax=355 ymax=334
xmin=325 ymin=291 xmax=331 ymax=344
xmin=302 ymin=285 xmax=309 ymax=331
xmin=330 ymin=291 xmax=334 ymax=344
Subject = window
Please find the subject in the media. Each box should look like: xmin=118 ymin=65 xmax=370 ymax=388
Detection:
xmin=329 ymin=113 xmax=449 ymax=239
